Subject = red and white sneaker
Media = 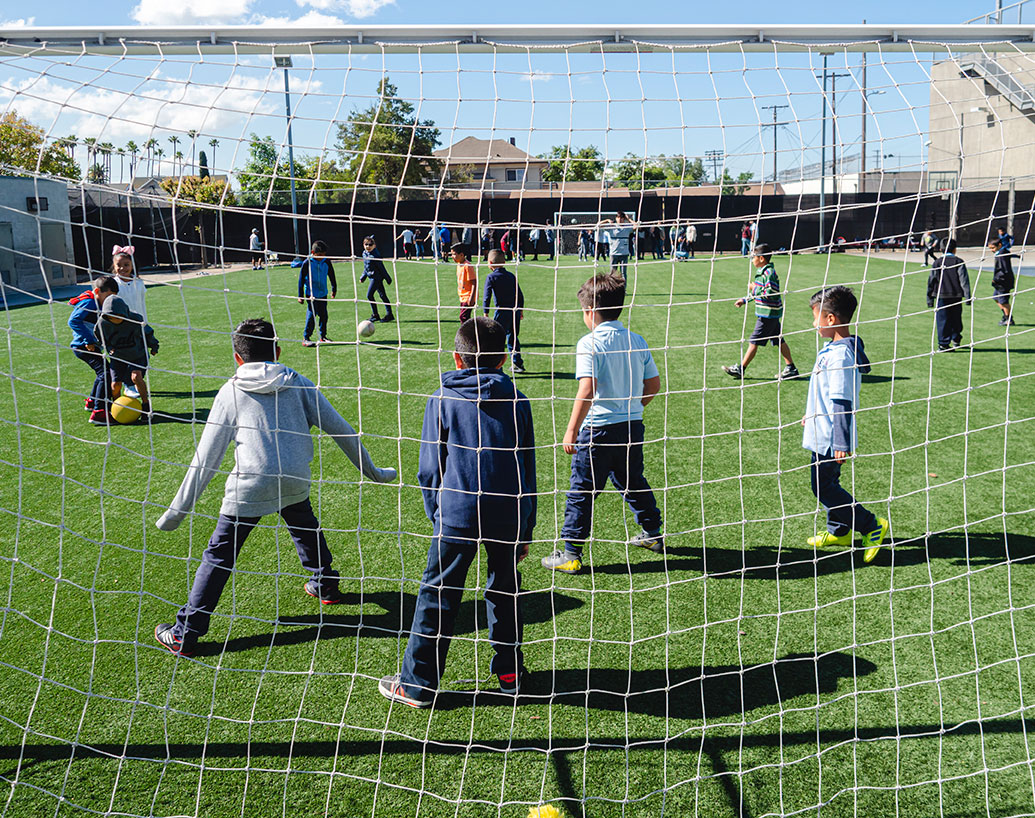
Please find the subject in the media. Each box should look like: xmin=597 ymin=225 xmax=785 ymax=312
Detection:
xmin=378 ymin=675 xmax=431 ymax=708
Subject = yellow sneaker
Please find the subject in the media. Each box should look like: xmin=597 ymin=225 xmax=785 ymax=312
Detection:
xmin=862 ymin=518 xmax=890 ymax=564
xmin=541 ymin=550 xmax=583 ymax=574
xmin=807 ymin=531 xmax=853 ymax=548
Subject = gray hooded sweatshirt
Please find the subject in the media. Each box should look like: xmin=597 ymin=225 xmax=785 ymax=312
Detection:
xmin=156 ymin=362 xmax=395 ymax=530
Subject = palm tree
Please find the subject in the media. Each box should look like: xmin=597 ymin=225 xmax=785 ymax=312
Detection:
xmin=187 ymin=129 xmax=198 ymax=174
xmin=154 ymin=147 xmax=164 ymax=177
xmin=208 ymin=138 xmax=219 ymax=174
xmin=116 ymin=147 xmax=126 ymax=183
xmin=99 ymin=143 xmax=114 ymax=183
xmin=82 ymin=137 xmax=97 ymax=173
xmin=175 ymin=151 xmax=184 ymax=177
xmin=167 ymin=135 xmax=180 ymax=175
xmin=125 ymin=141 xmax=139 ymax=183
xmin=143 ymin=138 xmax=159 ymax=176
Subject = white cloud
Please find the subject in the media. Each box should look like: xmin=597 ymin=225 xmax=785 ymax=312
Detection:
xmin=254 ymin=10 xmax=346 ymax=26
xmin=131 ymin=0 xmax=253 ymax=26
xmin=523 ymin=70 xmax=553 ymax=84
xmin=296 ymin=0 xmax=394 ymax=19
xmin=0 ymin=18 xmax=36 ymax=26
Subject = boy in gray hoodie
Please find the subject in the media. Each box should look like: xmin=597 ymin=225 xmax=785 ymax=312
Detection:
xmin=153 ymin=318 xmax=396 ymax=656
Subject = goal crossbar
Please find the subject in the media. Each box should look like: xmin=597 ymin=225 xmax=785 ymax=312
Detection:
xmin=5 ymin=24 xmax=1035 ymax=56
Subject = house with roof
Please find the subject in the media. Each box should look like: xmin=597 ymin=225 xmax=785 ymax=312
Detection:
xmin=433 ymin=137 xmax=549 ymax=189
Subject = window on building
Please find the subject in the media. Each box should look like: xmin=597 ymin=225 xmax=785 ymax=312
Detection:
xmin=506 ymin=168 xmax=525 ymax=182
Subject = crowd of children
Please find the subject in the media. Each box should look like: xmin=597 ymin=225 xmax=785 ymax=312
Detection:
xmin=64 ymin=226 xmax=1020 ymax=707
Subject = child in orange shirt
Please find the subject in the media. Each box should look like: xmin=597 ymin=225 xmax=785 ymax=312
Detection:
xmin=453 ymin=242 xmax=478 ymax=323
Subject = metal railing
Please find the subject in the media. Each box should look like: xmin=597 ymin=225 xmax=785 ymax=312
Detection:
xmin=958 ymin=54 xmax=1035 ymax=111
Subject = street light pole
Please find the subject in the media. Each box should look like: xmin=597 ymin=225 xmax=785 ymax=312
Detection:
xmin=819 ymin=54 xmax=828 ymax=252
xmin=275 ymin=56 xmax=300 ymax=258
xmin=761 ymin=104 xmax=789 ymax=187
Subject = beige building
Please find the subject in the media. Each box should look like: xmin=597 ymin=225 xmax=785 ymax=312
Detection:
xmin=928 ymin=54 xmax=1035 ymax=191
xmin=433 ymin=137 xmax=549 ymax=189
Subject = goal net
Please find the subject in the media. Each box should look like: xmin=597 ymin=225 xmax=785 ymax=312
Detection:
xmin=0 ymin=26 xmax=1034 ymax=818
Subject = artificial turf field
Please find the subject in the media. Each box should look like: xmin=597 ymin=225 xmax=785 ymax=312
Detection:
xmin=1 ymin=251 xmax=1034 ymax=818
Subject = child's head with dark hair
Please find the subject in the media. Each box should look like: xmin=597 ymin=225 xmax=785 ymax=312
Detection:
xmin=232 ymin=318 xmax=279 ymax=363
xmin=752 ymin=243 xmax=773 ymax=264
xmin=998 ymin=226 xmax=1007 ymax=234
xmin=111 ymin=252 xmax=134 ymax=280
xmin=941 ymin=237 xmax=957 ymax=255
xmin=487 ymin=249 xmax=506 ymax=267
xmin=809 ymin=285 xmax=858 ymax=324
xmin=989 ymin=237 xmax=1003 ymax=249
xmin=95 ymin=275 xmax=120 ymax=294
xmin=450 ymin=242 xmax=467 ymax=261
xmin=311 ymin=240 xmax=328 ymax=256
xmin=454 ymin=317 xmax=506 ymax=370
xmin=577 ymin=273 xmax=626 ymax=322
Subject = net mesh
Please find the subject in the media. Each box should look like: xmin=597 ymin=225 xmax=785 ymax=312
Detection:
xmin=0 ymin=32 xmax=1034 ymax=818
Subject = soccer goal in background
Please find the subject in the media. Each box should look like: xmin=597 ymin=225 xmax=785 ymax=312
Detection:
xmin=0 ymin=24 xmax=1034 ymax=818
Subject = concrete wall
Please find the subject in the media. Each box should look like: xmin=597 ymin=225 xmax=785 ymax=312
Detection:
xmin=929 ymin=56 xmax=1035 ymax=191
xmin=0 ymin=176 xmax=75 ymax=291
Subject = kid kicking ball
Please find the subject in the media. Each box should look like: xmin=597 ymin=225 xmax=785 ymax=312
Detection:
xmin=111 ymin=395 xmax=143 ymax=424
xmin=357 ymin=320 xmax=375 ymax=339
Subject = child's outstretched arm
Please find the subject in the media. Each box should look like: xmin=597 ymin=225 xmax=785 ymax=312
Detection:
xmin=309 ymin=390 xmax=397 ymax=483
xmin=155 ymin=399 xmax=235 ymax=530
xmin=563 ymin=376 xmax=596 ymax=454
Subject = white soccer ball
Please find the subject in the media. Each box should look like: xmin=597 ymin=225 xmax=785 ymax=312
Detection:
xmin=357 ymin=320 xmax=375 ymax=338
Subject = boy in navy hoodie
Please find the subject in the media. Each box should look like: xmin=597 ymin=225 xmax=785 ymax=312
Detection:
xmin=68 ymin=276 xmax=119 ymax=424
xmin=803 ymin=285 xmax=889 ymax=564
xmin=482 ymin=249 xmax=526 ymax=373
xmin=361 ymin=235 xmax=394 ymax=323
xmin=379 ymin=318 xmax=537 ymax=707
xmin=296 ymin=240 xmax=337 ymax=346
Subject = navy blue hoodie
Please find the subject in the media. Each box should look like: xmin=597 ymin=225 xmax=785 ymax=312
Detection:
xmin=418 ymin=368 xmax=536 ymax=544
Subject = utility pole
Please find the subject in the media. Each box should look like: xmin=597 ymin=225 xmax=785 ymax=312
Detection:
xmin=274 ymin=56 xmax=300 ymax=258
xmin=828 ymin=69 xmax=852 ymax=196
xmin=860 ymin=26 xmax=867 ymax=192
xmin=761 ymin=104 xmax=789 ymax=189
xmin=820 ymin=54 xmax=828 ymax=252
xmin=705 ymin=150 xmax=724 ymax=186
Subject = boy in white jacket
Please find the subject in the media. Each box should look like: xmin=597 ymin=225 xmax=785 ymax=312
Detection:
xmin=153 ymin=318 xmax=396 ymax=656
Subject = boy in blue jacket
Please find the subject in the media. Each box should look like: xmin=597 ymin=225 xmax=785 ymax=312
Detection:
xmin=482 ymin=249 xmax=526 ymax=373
xmin=296 ymin=240 xmax=337 ymax=347
xmin=68 ymin=276 xmax=119 ymax=425
xmin=803 ymin=285 xmax=889 ymax=564
xmin=379 ymin=317 xmax=537 ymax=707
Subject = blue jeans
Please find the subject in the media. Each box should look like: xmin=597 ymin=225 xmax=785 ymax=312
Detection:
xmin=610 ymin=254 xmax=629 ymax=278
xmin=741 ymin=238 xmax=751 ymax=255
xmin=399 ymin=536 xmax=523 ymax=701
xmin=73 ymin=346 xmax=111 ymax=407
xmin=495 ymin=317 xmax=524 ymax=367
xmin=173 ymin=498 xmax=336 ymax=644
xmin=809 ymin=452 xmax=878 ymax=537
xmin=561 ymin=420 xmax=662 ymax=553
xmin=366 ymin=279 xmax=392 ymax=320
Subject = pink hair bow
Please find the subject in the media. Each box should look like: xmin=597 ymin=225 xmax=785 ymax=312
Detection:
xmin=112 ymin=244 xmax=135 ymax=257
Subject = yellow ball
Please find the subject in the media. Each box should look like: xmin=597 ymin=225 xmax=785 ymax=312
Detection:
xmin=111 ymin=395 xmax=142 ymax=424
xmin=528 ymin=806 xmax=562 ymax=818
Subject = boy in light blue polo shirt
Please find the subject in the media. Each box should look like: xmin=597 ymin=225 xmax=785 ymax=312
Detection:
xmin=803 ymin=285 xmax=889 ymax=564
xmin=542 ymin=273 xmax=663 ymax=574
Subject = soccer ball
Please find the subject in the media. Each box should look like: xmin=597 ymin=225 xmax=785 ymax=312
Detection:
xmin=357 ymin=320 xmax=375 ymax=338
xmin=111 ymin=395 xmax=143 ymax=424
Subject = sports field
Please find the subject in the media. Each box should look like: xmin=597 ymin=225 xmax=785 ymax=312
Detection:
xmin=1 ymin=251 xmax=1034 ymax=817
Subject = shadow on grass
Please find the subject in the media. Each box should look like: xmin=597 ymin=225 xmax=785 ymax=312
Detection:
xmin=150 ymin=409 xmax=210 ymax=424
xmin=861 ymin=374 xmax=910 ymax=383
xmin=588 ymin=531 xmax=1035 ymax=579
xmin=516 ymin=371 xmax=575 ymax=381
xmin=200 ymin=589 xmax=585 ymax=656
xmin=433 ymin=651 xmax=877 ymax=721
xmin=966 ymin=346 xmax=1035 ymax=354
xmin=151 ymin=389 xmax=221 ymax=399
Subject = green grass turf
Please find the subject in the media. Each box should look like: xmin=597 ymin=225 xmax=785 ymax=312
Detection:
xmin=1 ymin=252 xmax=1034 ymax=817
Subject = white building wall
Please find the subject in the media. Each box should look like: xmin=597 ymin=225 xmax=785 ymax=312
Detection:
xmin=0 ymin=177 xmax=75 ymax=291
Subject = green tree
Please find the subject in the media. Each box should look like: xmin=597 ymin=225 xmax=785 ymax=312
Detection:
xmin=720 ymin=170 xmax=754 ymax=196
xmin=611 ymin=153 xmax=667 ymax=190
xmin=237 ymin=133 xmax=317 ymax=206
xmin=86 ymin=163 xmax=107 ymax=184
xmin=0 ymin=112 xmax=80 ymax=178
xmin=659 ymin=155 xmax=706 ymax=187
xmin=198 ymin=150 xmax=209 ymax=179
xmin=160 ymin=175 xmax=235 ymax=268
xmin=540 ymin=144 xmax=604 ymax=183
xmin=334 ymin=78 xmax=442 ymax=200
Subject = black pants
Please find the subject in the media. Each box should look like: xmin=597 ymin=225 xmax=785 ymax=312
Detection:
xmin=304 ymin=299 xmax=328 ymax=340
xmin=173 ymin=498 xmax=337 ymax=644
xmin=367 ymin=279 xmax=392 ymax=319
xmin=924 ymin=247 xmax=938 ymax=266
xmin=561 ymin=420 xmax=661 ymax=552
xmin=935 ymin=299 xmax=964 ymax=348
xmin=809 ymin=452 xmax=878 ymax=537
xmin=73 ymin=346 xmax=111 ymax=407
xmin=399 ymin=536 xmax=523 ymax=701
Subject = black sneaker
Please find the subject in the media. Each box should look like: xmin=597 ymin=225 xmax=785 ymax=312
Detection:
xmin=779 ymin=365 xmax=800 ymax=380
xmin=154 ymin=623 xmax=194 ymax=657
xmin=498 ymin=667 xmax=524 ymax=695
xmin=722 ymin=364 xmax=744 ymax=379
xmin=631 ymin=530 xmax=664 ymax=554
xmin=381 ymin=314 xmax=395 ymax=323
xmin=304 ymin=578 xmax=344 ymax=605
xmin=369 ymin=315 xmax=381 ymax=323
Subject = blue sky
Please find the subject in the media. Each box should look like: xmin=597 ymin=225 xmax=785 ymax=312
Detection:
xmin=0 ymin=1 xmax=1011 ymax=182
